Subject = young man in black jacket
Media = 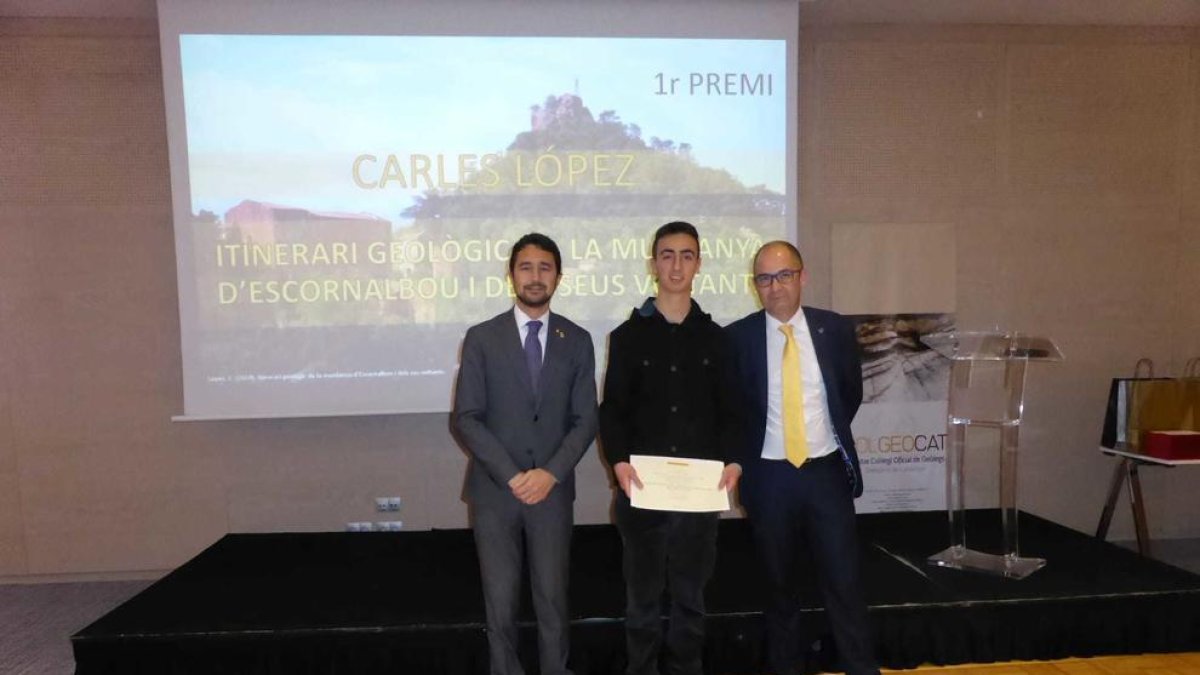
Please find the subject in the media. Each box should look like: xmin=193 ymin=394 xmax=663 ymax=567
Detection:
xmin=599 ymin=221 xmax=742 ymax=675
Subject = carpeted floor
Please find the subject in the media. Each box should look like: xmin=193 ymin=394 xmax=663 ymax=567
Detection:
xmin=0 ymin=580 xmax=151 ymax=675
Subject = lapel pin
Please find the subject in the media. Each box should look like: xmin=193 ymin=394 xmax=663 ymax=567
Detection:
xmin=555 ymin=329 xmax=565 ymax=338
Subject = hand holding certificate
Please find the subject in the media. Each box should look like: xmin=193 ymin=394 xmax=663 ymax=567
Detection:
xmin=629 ymin=455 xmax=731 ymax=512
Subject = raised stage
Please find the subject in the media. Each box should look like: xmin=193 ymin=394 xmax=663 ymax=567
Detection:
xmin=72 ymin=510 xmax=1200 ymax=674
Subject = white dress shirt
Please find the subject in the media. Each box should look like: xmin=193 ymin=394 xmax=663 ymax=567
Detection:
xmin=761 ymin=308 xmax=837 ymax=461
xmin=514 ymin=306 xmax=548 ymax=362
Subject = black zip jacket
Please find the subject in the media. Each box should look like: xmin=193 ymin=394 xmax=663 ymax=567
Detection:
xmin=599 ymin=298 xmax=743 ymax=467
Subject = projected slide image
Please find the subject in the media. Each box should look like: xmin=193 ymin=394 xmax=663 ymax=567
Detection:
xmin=176 ymin=34 xmax=789 ymax=416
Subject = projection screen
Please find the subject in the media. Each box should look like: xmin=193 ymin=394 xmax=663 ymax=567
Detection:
xmin=159 ymin=0 xmax=799 ymax=419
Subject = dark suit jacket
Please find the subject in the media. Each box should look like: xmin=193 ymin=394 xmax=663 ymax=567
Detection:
xmin=725 ymin=307 xmax=864 ymax=507
xmin=453 ymin=309 xmax=598 ymax=506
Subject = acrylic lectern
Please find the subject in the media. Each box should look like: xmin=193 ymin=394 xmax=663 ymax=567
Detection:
xmin=922 ymin=332 xmax=1063 ymax=579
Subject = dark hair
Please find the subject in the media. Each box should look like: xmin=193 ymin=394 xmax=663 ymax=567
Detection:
xmin=753 ymin=240 xmax=804 ymax=269
xmin=652 ymin=221 xmax=700 ymax=257
xmin=508 ymin=233 xmax=563 ymax=276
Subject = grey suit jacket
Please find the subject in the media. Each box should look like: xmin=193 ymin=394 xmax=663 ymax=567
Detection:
xmin=452 ymin=309 xmax=598 ymax=505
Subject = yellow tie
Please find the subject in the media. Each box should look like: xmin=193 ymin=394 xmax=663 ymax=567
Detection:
xmin=780 ymin=324 xmax=810 ymax=467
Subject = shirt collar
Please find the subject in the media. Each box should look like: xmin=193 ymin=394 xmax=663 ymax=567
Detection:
xmin=765 ymin=307 xmax=809 ymax=335
xmin=514 ymin=305 xmax=550 ymax=328
xmin=636 ymin=297 xmax=658 ymax=318
xmin=635 ymin=296 xmax=704 ymax=326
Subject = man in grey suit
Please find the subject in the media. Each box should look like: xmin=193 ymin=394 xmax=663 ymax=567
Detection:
xmin=453 ymin=232 xmax=599 ymax=675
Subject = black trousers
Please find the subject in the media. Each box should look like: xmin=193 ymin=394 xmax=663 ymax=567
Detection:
xmin=614 ymin=494 xmax=719 ymax=675
xmin=746 ymin=455 xmax=879 ymax=675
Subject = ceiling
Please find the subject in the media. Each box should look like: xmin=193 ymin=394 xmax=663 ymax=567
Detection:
xmin=800 ymin=0 xmax=1200 ymax=26
xmin=4 ymin=0 xmax=1200 ymax=26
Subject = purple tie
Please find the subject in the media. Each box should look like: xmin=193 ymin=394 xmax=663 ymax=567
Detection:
xmin=525 ymin=320 xmax=543 ymax=392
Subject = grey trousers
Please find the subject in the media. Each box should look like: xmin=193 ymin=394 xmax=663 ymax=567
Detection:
xmin=472 ymin=488 xmax=574 ymax=675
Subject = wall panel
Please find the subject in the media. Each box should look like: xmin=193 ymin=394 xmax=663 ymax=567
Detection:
xmin=2 ymin=18 xmax=1199 ymax=578
xmin=1007 ymin=43 xmax=1186 ymax=209
xmin=816 ymin=42 xmax=1003 ymax=223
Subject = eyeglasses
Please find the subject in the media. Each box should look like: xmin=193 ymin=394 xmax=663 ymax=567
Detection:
xmin=753 ymin=268 xmax=802 ymax=288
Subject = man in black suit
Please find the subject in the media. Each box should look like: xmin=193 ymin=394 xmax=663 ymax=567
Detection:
xmin=725 ymin=241 xmax=878 ymax=675
xmin=453 ymin=233 xmax=599 ymax=675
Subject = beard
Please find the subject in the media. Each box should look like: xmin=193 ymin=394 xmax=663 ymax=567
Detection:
xmin=516 ymin=283 xmax=551 ymax=308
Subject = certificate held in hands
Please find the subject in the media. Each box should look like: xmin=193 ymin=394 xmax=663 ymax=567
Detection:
xmin=629 ymin=455 xmax=731 ymax=513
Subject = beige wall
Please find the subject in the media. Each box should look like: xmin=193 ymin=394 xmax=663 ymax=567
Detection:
xmin=1 ymin=18 xmax=1197 ymax=580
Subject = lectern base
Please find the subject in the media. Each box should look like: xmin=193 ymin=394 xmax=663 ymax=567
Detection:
xmin=928 ymin=546 xmax=1046 ymax=579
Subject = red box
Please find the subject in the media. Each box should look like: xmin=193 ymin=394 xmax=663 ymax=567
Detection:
xmin=1141 ymin=430 xmax=1200 ymax=460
